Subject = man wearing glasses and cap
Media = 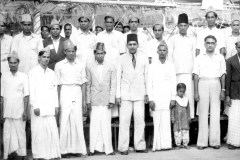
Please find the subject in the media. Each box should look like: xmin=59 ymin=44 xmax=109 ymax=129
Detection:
xmin=11 ymin=14 xmax=43 ymax=74
xmin=0 ymin=14 xmax=13 ymax=74
xmin=117 ymin=34 xmax=149 ymax=155
xmin=1 ymin=51 xmax=29 ymax=160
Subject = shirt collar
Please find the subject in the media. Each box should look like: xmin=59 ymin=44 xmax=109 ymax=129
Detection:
xmin=203 ymin=52 xmax=218 ymax=56
xmin=177 ymin=33 xmax=190 ymax=38
xmin=95 ymin=60 xmax=104 ymax=65
xmin=20 ymin=31 xmax=36 ymax=39
xmin=36 ymin=64 xmax=50 ymax=73
xmin=78 ymin=29 xmax=92 ymax=35
xmin=63 ymin=58 xmax=77 ymax=64
xmin=51 ymin=36 xmax=60 ymax=41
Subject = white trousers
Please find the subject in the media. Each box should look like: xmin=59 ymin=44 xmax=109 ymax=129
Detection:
xmin=152 ymin=110 xmax=172 ymax=151
xmin=118 ymin=100 xmax=146 ymax=152
xmin=227 ymin=100 xmax=240 ymax=147
xmin=31 ymin=113 xmax=61 ymax=159
xmin=90 ymin=106 xmax=113 ymax=154
xmin=197 ymin=79 xmax=221 ymax=147
xmin=3 ymin=118 xmax=26 ymax=159
xmin=176 ymin=73 xmax=194 ymax=118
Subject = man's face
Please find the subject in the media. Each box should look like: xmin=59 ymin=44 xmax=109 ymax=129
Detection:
xmin=79 ymin=17 xmax=90 ymax=31
xmin=115 ymin=24 xmax=123 ymax=33
xmin=41 ymin=27 xmax=49 ymax=39
xmin=236 ymin=42 xmax=240 ymax=54
xmin=129 ymin=18 xmax=139 ymax=32
xmin=178 ymin=23 xmax=189 ymax=35
xmin=64 ymin=25 xmax=72 ymax=38
xmin=39 ymin=52 xmax=50 ymax=67
xmin=8 ymin=57 xmax=19 ymax=72
xmin=22 ymin=22 xmax=32 ymax=34
xmin=157 ymin=45 xmax=168 ymax=60
xmin=206 ymin=12 xmax=217 ymax=27
xmin=51 ymin=24 xmax=61 ymax=37
xmin=153 ymin=25 xmax=164 ymax=39
xmin=204 ymin=38 xmax=217 ymax=52
xmin=95 ymin=49 xmax=105 ymax=64
xmin=65 ymin=47 xmax=76 ymax=61
xmin=127 ymin=41 xmax=138 ymax=54
xmin=105 ymin=17 xmax=114 ymax=32
xmin=0 ymin=22 xmax=5 ymax=34
xmin=96 ymin=27 xmax=103 ymax=35
xmin=231 ymin=20 xmax=240 ymax=33
xmin=123 ymin=27 xmax=130 ymax=34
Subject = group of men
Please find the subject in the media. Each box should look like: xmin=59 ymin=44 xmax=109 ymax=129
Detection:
xmin=0 ymin=8 xmax=240 ymax=160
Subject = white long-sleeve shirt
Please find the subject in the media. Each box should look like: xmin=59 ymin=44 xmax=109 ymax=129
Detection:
xmin=1 ymin=34 xmax=13 ymax=74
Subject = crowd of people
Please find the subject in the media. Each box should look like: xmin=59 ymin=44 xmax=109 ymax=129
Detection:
xmin=0 ymin=8 xmax=240 ymax=160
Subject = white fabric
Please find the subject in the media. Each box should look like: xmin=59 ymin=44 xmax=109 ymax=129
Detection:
xmin=1 ymin=71 xmax=29 ymax=118
xmin=176 ymin=96 xmax=188 ymax=107
xmin=148 ymin=60 xmax=176 ymax=109
xmin=227 ymin=100 xmax=240 ymax=147
xmin=176 ymin=74 xmax=195 ymax=118
xmin=11 ymin=32 xmax=43 ymax=74
xmin=31 ymin=112 xmax=61 ymax=159
xmin=90 ymin=106 xmax=113 ymax=154
xmin=145 ymin=38 xmax=166 ymax=61
xmin=59 ymin=85 xmax=87 ymax=154
xmin=96 ymin=63 xmax=104 ymax=82
xmin=193 ymin=52 xmax=226 ymax=78
xmin=29 ymin=65 xmax=58 ymax=116
xmin=118 ymin=100 xmax=146 ymax=152
xmin=168 ymin=34 xmax=196 ymax=74
xmin=3 ymin=118 xmax=26 ymax=159
xmin=152 ymin=110 xmax=172 ymax=151
xmin=196 ymin=27 xmax=225 ymax=55
xmin=52 ymin=37 xmax=60 ymax=53
xmin=0 ymin=34 xmax=13 ymax=74
xmin=225 ymin=35 xmax=240 ymax=59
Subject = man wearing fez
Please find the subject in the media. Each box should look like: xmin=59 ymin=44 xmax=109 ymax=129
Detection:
xmin=1 ymin=51 xmax=29 ymax=160
xmin=168 ymin=13 xmax=196 ymax=119
xmin=86 ymin=42 xmax=116 ymax=156
xmin=225 ymin=40 xmax=240 ymax=149
xmin=0 ymin=14 xmax=13 ymax=74
xmin=55 ymin=40 xmax=87 ymax=158
xmin=117 ymin=34 xmax=149 ymax=155
xmin=29 ymin=47 xmax=60 ymax=160
xmin=193 ymin=35 xmax=226 ymax=150
xmin=43 ymin=19 xmax=66 ymax=70
xmin=11 ymin=14 xmax=43 ymax=74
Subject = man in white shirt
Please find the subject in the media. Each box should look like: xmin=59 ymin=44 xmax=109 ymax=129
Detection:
xmin=117 ymin=34 xmax=149 ymax=155
xmin=1 ymin=51 xmax=29 ymax=160
xmin=11 ymin=14 xmax=43 ymax=74
xmin=63 ymin=23 xmax=72 ymax=40
xmin=193 ymin=35 xmax=226 ymax=150
xmin=29 ymin=48 xmax=61 ymax=160
xmin=86 ymin=42 xmax=116 ymax=156
xmin=0 ymin=14 xmax=13 ymax=74
xmin=168 ymin=13 xmax=196 ymax=119
xmin=196 ymin=11 xmax=225 ymax=56
xmin=55 ymin=40 xmax=87 ymax=158
xmin=148 ymin=42 xmax=176 ymax=151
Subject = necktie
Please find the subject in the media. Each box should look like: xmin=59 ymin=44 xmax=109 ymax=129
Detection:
xmin=132 ymin=54 xmax=136 ymax=68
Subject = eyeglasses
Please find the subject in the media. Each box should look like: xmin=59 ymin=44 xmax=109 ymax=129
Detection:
xmin=206 ymin=42 xmax=216 ymax=45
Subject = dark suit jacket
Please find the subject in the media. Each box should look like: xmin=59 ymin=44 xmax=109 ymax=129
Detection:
xmin=226 ymin=54 xmax=240 ymax=100
xmin=43 ymin=36 xmax=66 ymax=70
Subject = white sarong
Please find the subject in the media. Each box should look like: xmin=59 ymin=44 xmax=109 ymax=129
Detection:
xmin=59 ymin=85 xmax=87 ymax=155
xmin=31 ymin=113 xmax=61 ymax=159
xmin=3 ymin=118 xmax=26 ymax=159
xmin=227 ymin=100 xmax=240 ymax=147
xmin=90 ymin=106 xmax=113 ymax=154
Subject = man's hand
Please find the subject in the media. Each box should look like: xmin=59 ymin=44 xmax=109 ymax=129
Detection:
xmin=149 ymin=101 xmax=155 ymax=111
xmin=194 ymin=92 xmax=200 ymax=102
xmin=34 ymin=108 xmax=40 ymax=116
xmin=220 ymin=90 xmax=225 ymax=101
xmin=226 ymin=96 xmax=231 ymax=107
xmin=170 ymin=100 xmax=176 ymax=109
xmin=22 ymin=112 xmax=27 ymax=121
xmin=82 ymin=100 xmax=87 ymax=114
xmin=108 ymin=103 xmax=114 ymax=109
xmin=144 ymin=95 xmax=149 ymax=104
xmin=116 ymin=98 xmax=121 ymax=107
xmin=87 ymin=103 xmax=92 ymax=111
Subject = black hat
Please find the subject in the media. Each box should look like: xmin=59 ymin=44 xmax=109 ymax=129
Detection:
xmin=127 ymin=34 xmax=138 ymax=43
xmin=178 ymin=13 xmax=188 ymax=24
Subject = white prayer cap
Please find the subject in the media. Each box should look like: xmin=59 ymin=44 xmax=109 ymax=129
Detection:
xmin=63 ymin=39 xmax=75 ymax=50
xmin=231 ymin=13 xmax=240 ymax=23
xmin=50 ymin=18 xmax=60 ymax=28
xmin=8 ymin=51 xmax=19 ymax=61
xmin=21 ymin=14 xmax=32 ymax=23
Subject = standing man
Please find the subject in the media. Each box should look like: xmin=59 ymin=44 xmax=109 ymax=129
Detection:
xmin=117 ymin=34 xmax=149 ymax=155
xmin=148 ymin=42 xmax=176 ymax=151
xmin=0 ymin=14 xmax=13 ymax=74
xmin=86 ymin=42 xmax=116 ymax=156
xmin=55 ymin=40 xmax=87 ymax=158
xmin=193 ymin=35 xmax=226 ymax=149
xmin=75 ymin=13 xmax=96 ymax=65
xmin=63 ymin=23 xmax=72 ymax=40
xmin=168 ymin=13 xmax=196 ymax=119
xmin=11 ymin=14 xmax=43 ymax=74
xmin=40 ymin=26 xmax=50 ymax=41
xmin=196 ymin=11 xmax=225 ymax=56
xmin=225 ymin=40 xmax=240 ymax=149
xmin=1 ymin=51 xmax=29 ymax=160
xmin=43 ymin=19 xmax=66 ymax=70
xmin=97 ymin=14 xmax=125 ymax=118
xmin=29 ymin=48 xmax=61 ymax=160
